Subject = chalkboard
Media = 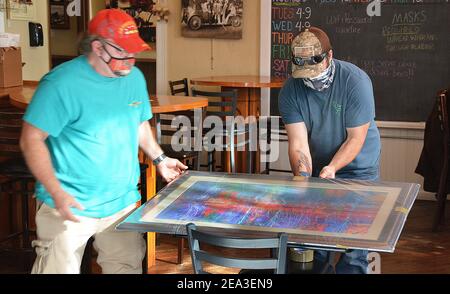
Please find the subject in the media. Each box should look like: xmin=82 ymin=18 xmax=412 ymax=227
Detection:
xmin=270 ymin=0 xmax=450 ymax=122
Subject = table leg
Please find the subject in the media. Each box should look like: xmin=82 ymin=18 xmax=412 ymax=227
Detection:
xmin=145 ymin=162 xmax=157 ymax=270
xmin=139 ymin=123 xmax=159 ymax=271
xmin=247 ymin=88 xmax=261 ymax=174
xmin=222 ymin=87 xmax=261 ymax=174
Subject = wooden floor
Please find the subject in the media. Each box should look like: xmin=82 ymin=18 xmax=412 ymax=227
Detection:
xmin=1 ymin=200 xmax=449 ymax=274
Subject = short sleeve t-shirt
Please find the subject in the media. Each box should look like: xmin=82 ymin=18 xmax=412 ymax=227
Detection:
xmin=278 ymin=59 xmax=381 ymax=179
xmin=23 ymin=55 xmax=152 ymax=218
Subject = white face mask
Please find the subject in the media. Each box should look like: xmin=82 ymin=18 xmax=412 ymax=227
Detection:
xmin=303 ymin=59 xmax=336 ymax=92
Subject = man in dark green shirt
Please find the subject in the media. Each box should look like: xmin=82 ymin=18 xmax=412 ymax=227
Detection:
xmin=279 ymin=27 xmax=381 ymax=274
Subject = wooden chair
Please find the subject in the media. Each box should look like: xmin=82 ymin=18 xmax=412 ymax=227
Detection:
xmin=159 ymin=79 xmax=200 ymax=171
xmin=158 ymin=123 xmax=201 ymax=172
xmin=186 ymin=223 xmax=288 ymax=274
xmin=434 ymin=89 xmax=449 ymax=231
xmin=169 ymin=78 xmax=189 ymax=96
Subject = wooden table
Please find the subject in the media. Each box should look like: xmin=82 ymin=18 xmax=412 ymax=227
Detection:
xmin=0 ymin=81 xmax=39 ymax=103
xmin=190 ymin=75 xmax=284 ymax=118
xmin=9 ymin=86 xmax=208 ymax=271
xmin=191 ymin=75 xmax=285 ymax=172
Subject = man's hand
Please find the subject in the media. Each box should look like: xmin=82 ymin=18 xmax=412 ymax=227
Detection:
xmin=156 ymin=157 xmax=188 ymax=183
xmin=320 ymin=166 xmax=336 ymax=179
xmin=52 ymin=190 xmax=84 ymax=223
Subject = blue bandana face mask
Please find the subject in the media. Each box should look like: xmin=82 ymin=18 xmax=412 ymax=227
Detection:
xmin=303 ymin=59 xmax=336 ymax=92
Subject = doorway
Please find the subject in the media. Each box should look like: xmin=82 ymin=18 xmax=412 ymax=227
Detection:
xmin=48 ymin=0 xmax=156 ymax=94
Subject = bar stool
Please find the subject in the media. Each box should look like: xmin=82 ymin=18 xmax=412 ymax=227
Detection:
xmin=158 ymin=79 xmax=201 ymax=171
xmin=192 ymin=88 xmax=252 ymax=174
xmin=260 ymin=116 xmax=291 ymax=175
xmin=0 ymin=107 xmax=36 ymax=273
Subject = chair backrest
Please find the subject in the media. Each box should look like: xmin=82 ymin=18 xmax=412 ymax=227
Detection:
xmin=160 ymin=79 xmax=192 ymax=143
xmin=191 ymin=88 xmax=238 ymax=118
xmin=186 ymin=223 xmax=288 ymax=274
xmin=169 ymin=78 xmax=189 ymax=96
xmin=260 ymin=116 xmax=290 ymax=174
xmin=0 ymin=108 xmax=24 ymax=157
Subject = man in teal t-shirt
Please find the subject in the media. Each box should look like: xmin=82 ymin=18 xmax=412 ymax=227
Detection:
xmin=279 ymin=27 xmax=381 ymax=274
xmin=21 ymin=9 xmax=187 ymax=274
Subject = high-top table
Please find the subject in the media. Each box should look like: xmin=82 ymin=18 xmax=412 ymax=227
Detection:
xmin=9 ymin=87 xmax=208 ymax=271
xmin=191 ymin=75 xmax=285 ymax=173
xmin=190 ymin=75 xmax=284 ymax=118
xmin=0 ymin=81 xmax=39 ymax=102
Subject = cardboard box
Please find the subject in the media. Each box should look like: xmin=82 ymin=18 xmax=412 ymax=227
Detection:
xmin=0 ymin=47 xmax=23 ymax=88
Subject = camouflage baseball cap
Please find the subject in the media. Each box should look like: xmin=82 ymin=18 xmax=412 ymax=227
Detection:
xmin=291 ymin=27 xmax=332 ymax=79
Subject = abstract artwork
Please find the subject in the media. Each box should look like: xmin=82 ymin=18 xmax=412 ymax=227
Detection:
xmin=142 ymin=175 xmax=398 ymax=241
xmin=161 ymin=182 xmax=386 ymax=237
xmin=118 ymin=172 xmax=419 ymax=252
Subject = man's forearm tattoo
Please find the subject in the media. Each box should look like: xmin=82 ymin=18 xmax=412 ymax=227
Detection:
xmin=297 ymin=150 xmax=312 ymax=175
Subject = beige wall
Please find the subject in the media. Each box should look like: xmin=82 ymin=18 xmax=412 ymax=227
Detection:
xmin=89 ymin=0 xmax=106 ymax=19
xmin=165 ymin=0 xmax=260 ymax=92
xmin=5 ymin=0 xmax=50 ymax=81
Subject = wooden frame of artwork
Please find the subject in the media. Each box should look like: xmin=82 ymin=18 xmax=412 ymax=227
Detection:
xmin=117 ymin=171 xmax=419 ymax=253
xmin=7 ymin=0 xmax=36 ymax=21
xmin=49 ymin=0 xmax=70 ymax=30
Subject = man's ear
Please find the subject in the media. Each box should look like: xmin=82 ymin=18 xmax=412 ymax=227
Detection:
xmin=91 ymin=40 xmax=103 ymax=55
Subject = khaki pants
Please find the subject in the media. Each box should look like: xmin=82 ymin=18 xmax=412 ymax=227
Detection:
xmin=31 ymin=202 xmax=146 ymax=274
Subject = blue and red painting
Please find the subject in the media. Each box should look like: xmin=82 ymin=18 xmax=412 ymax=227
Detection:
xmin=156 ymin=181 xmax=388 ymax=234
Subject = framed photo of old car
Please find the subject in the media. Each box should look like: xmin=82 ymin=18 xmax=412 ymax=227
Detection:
xmin=181 ymin=0 xmax=243 ymax=39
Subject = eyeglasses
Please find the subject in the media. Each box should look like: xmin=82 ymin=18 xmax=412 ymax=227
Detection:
xmin=292 ymin=52 xmax=328 ymax=66
xmin=102 ymin=40 xmax=126 ymax=53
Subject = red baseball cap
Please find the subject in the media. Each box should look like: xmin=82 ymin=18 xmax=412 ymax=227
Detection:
xmin=88 ymin=9 xmax=151 ymax=54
